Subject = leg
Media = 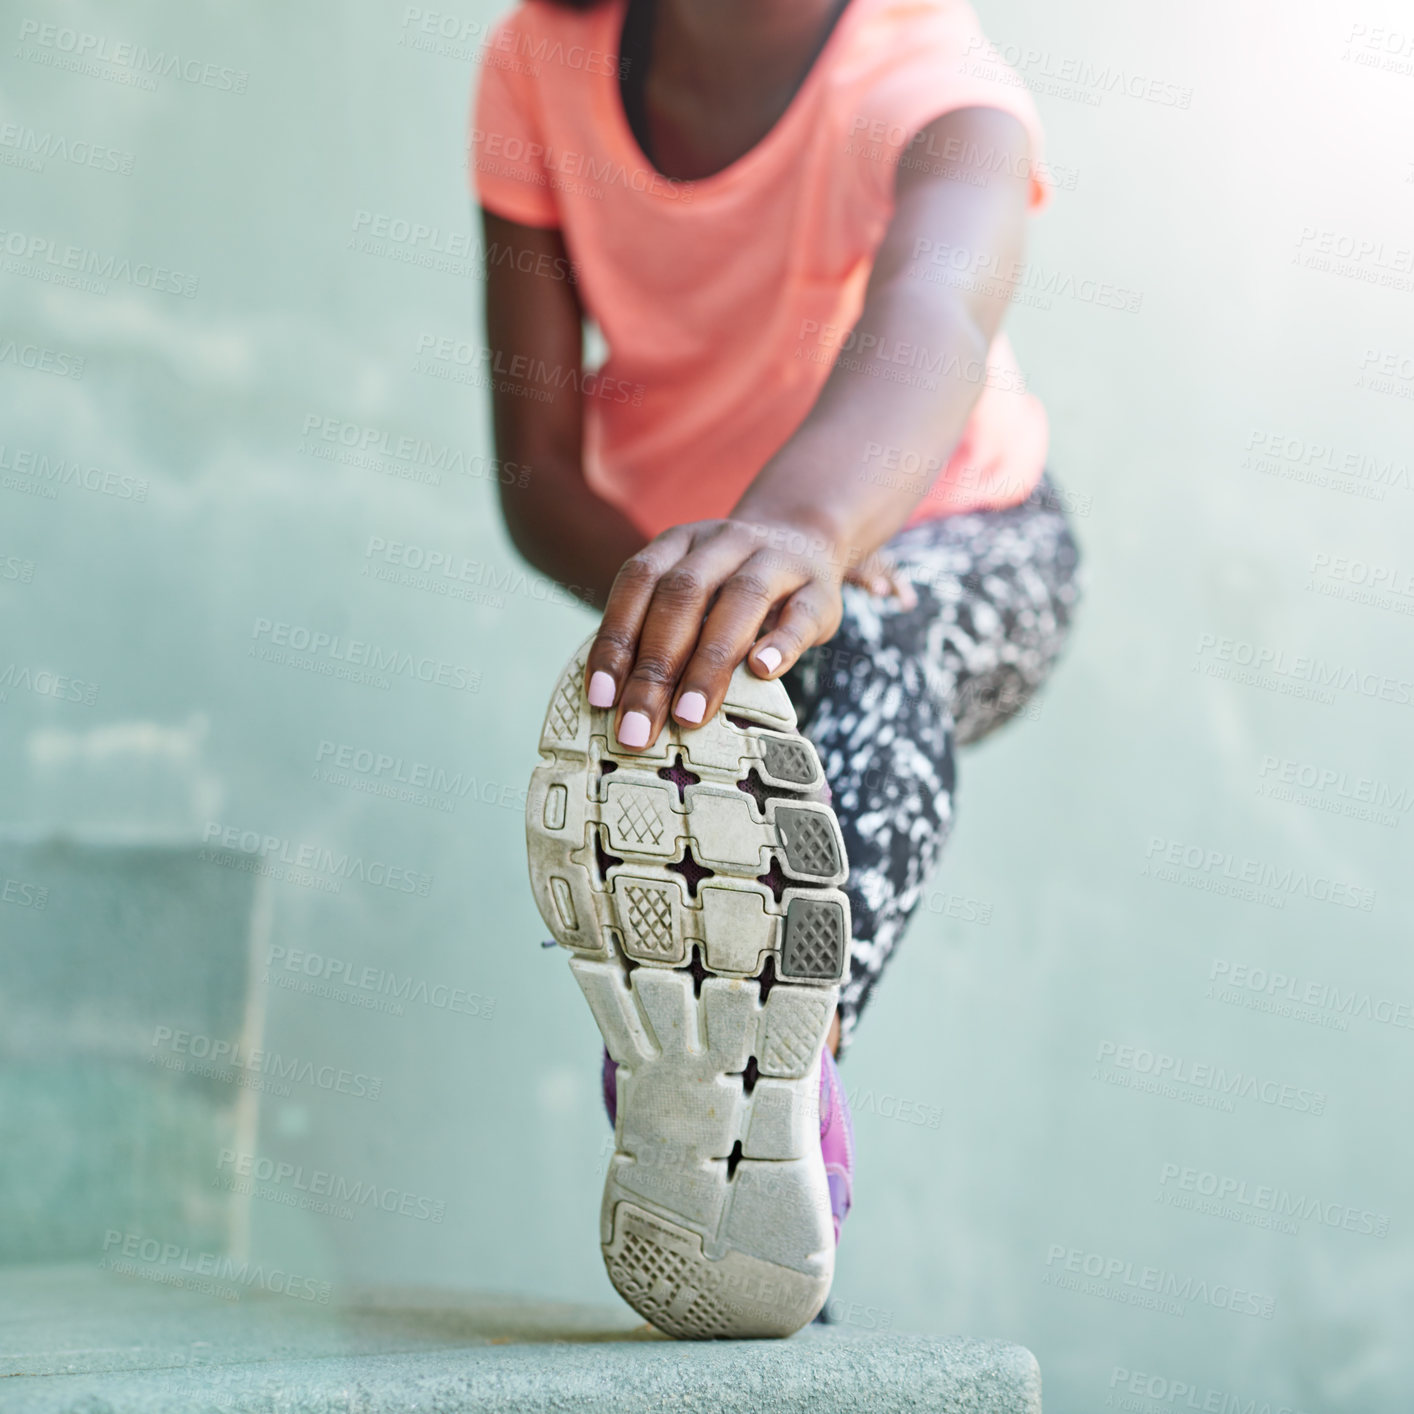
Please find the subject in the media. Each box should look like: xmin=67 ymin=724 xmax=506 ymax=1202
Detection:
xmin=784 ymin=474 xmax=1082 ymax=1054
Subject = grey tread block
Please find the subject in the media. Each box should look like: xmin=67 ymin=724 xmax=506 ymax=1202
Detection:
xmin=760 ymin=734 xmax=823 ymax=788
xmin=525 ymin=635 xmax=856 ymax=1337
xmin=782 ymin=897 xmax=848 ymax=981
xmin=774 ymin=805 xmax=845 ymax=882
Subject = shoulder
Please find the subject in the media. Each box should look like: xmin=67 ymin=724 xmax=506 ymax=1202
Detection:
xmin=828 ymin=0 xmax=1001 ymax=111
xmin=823 ymin=0 xmax=1048 ymax=204
xmin=479 ymin=1 xmax=625 ymax=94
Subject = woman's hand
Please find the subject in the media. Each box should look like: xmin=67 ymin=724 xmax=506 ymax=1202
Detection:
xmin=584 ymin=517 xmax=846 ymax=750
xmin=577 ymin=105 xmax=1030 ymax=753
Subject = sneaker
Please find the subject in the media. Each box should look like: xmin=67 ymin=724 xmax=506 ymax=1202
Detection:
xmin=527 ymin=633 xmax=852 ymax=1338
xmin=604 ymin=1041 xmax=856 ymax=1244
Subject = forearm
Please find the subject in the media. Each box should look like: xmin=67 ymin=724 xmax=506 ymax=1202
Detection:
xmin=735 ymin=106 xmax=1031 ymax=570
xmin=499 ymin=462 xmax=646 ymax=610
xmin=481 ymin=209 xmax=647 ymax=607
xmin=734 ymin=277 xmax=989 ymax=563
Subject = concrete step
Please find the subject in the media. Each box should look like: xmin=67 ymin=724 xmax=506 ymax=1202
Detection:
xmin=0 ymin=839 xmax=267 ymax=1264
xmin=0 ymin=1265 xmax=1042 ymax=1413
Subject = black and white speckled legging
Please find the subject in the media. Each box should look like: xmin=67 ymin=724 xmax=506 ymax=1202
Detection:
xmin=782 ymin=472 xmax=1082 ymax=1056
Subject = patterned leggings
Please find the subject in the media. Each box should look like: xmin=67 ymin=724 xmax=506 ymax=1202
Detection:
xmin=782 ymin=473 xmax=1083 ymax=1056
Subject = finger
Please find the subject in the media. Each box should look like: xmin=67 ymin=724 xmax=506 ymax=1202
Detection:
xmin=672 ymin=554 xmax=805 ymax=723
xmin=757 ymin=602 xmax=784 ymax=636
xmin=845 ymin=559 xmax=916 ymax=608
xmin=584 ymin=527 xmax=695 ymax=713
xmin=749 ymin=582 xmax=841 ymax=679
xmin=614 ymin=529 xmax=762 ymax=748
xmin=847 ymin=570 xmax=891 ymax=596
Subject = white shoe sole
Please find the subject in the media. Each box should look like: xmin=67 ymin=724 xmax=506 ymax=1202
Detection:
xmin=526 ymin=634 xmax=851 ymax=1338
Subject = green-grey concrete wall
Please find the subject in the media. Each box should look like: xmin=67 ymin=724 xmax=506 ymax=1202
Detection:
xmin=2 ymin=2 xmax=1411 ymax=1410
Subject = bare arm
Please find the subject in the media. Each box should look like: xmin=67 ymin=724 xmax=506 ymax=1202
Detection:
xmin=480 ymin=210 xmax=646 ymax=607
xmin=583 ymin=106 xmax=1034 ymax=750
xmin=733 ymin=106 xmax=1030 ymax=552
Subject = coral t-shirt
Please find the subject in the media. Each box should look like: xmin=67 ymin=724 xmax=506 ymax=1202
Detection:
xmin=470 ymin=0 xmax=1053 ymax=538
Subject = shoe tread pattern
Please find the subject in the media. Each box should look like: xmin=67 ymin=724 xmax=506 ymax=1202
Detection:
xmin=526 ymin=634 xmax=852 ymax=1337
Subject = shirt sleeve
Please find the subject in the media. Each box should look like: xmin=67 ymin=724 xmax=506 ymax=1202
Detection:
xmin=845 ymin=1 xmax=1054 ymax=214
xmin=468 ymin=11 xmax=561 ymax=229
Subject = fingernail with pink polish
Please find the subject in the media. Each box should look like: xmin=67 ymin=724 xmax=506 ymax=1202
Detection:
xmin=756 ymin=646 xmax=782 ymax=675
xmin=676 ymin=691 xmax=706 ymax=724
xmin=617 ymin=711 xmax=651 ymax=748
xmin=587 ymin=671 xmax=615 ymax=708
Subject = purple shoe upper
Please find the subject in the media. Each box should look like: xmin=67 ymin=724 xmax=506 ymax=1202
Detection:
xmin=601 ymin=1045 xmax=619 ymax=1127
xmin=818 ymin=1044 xmax=854 ymax=1243
xmin=600 ymin=1043 xmax=854 ymax=1244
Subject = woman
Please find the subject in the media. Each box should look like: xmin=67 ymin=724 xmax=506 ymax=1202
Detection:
xmin=474 ymin=0 xmax=1081 ymax=1337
